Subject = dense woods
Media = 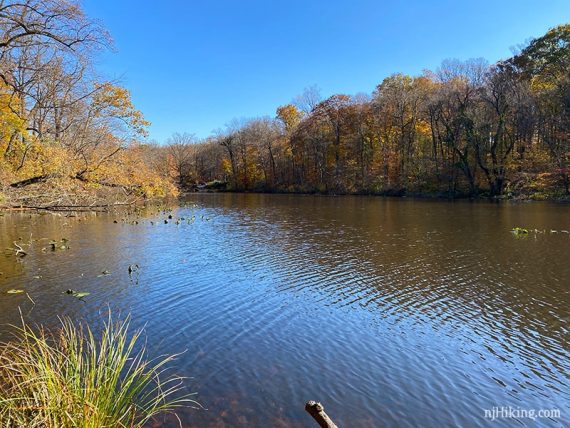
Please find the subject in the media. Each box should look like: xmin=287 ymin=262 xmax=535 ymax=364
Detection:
xmin=171 ymin=24 xmax=570 ymax=199
xmin=0 ymin=0 xmax=175 ymax=208
xmin=0 ymin=1 xmax=568 ymax=205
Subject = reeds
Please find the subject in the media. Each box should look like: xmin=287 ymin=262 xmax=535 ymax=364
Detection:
xmin=0 ymin=314 xmax=195 ymax=427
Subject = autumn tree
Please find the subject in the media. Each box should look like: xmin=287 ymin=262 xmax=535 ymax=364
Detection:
xmin=507 ymin=24 xmax=570 ymax=193
xmin=0 ymin=1 xmax=175 ymax=206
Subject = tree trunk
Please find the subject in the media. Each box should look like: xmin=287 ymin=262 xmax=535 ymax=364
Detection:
xmin=305 ymin=401 xmax=339 ymax=428
xmin=10 ymin=173 xmax=61 ymax=188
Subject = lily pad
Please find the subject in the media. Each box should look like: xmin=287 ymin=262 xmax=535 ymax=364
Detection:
xmin=48 ymin=239 xmax=70 ymax=251
xmin=64 ymin=289 xmax=90 ymax=299
xmin=73 ymin=292 xmax=90 ymax=298
xmin=511 ymin=227 xmax=529 ymax=235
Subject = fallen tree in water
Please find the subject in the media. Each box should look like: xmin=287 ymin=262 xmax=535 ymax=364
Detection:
xmin=0 ymin=168 xmax=176 ymax=211
xmin=1 ymin=182 xmax=141 ymax=211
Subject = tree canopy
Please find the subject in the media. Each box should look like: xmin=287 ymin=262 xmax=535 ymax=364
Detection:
xmin=0 ymin=4 xmax=568 ymax=205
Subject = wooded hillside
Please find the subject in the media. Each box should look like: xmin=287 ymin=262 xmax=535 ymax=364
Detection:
xmin=171 ymin=24 xmax=570 ymax=199
xmin=1 ymin=1 xmax=568 ymax=204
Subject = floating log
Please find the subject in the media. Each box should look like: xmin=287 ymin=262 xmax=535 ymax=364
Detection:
xmin=305 ymin=401 xmax=339 ymax=428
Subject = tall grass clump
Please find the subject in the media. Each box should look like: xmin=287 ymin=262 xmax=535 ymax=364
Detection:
xmin=0 ymin=314 xmax=195 ymax=427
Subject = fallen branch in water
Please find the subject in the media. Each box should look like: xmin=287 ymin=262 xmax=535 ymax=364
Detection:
xmin=305 ymin=401 xmax=339 ymax=428
xmin=2 ymin=201 xmax=140 ymax=212
xmin=12 ymin=241 xmax=27 ymax=257
xmin=4 ymin=206 xmax=107 ymax=212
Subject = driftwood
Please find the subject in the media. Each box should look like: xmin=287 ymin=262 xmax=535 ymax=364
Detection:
xmin=305 ymin=401 xmax=339 ymax=428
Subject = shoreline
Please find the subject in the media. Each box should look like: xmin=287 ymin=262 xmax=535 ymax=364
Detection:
xmin=182 ymin=188 xmax=570 ymax=204
xmin=1 ymin=187 xmax=569 ymax=213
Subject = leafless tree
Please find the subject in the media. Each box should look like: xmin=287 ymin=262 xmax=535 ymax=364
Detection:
xmin=293 ymin=84 xmax=322 ymax=114
xmin=166 ymin=132 xmax=196 ymax=186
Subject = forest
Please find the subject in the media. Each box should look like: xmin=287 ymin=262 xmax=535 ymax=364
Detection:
xmin=171 ymin=24 xmax=570 ymax=199
xmin=0 ymin=0 xmax=569 ymax=207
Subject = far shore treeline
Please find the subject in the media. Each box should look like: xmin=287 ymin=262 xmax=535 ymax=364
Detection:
xmin=0 ymin=1 xmax=569 ymax=207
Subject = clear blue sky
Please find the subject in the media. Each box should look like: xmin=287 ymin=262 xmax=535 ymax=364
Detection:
xmin=82 ymin=0 xmax=570 ymax=143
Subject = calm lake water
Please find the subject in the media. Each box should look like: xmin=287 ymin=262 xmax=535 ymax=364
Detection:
xmin=0 ymin=194 xmax=568 ymax=427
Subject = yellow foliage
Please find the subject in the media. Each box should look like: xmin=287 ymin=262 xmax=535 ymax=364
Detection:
xmin=276 ymin=104 xmax=302 ymax=133
xmin=221 ymin=158 xmax=232 ymax=175
xmin=415 ymin=119 xmax=431 ymax=136
xmin=0 ymin=82 xmax=28 ymax=181
xmin=93 ymin=82 xmax=151 ymax=138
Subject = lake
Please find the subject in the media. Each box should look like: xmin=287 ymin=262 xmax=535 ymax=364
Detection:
xmin=0 ymin=194 xmax=568 ymax=427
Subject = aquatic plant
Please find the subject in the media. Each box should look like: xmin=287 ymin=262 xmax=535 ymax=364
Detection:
xmin=48 ymin=239 xmax=69 ymax=251
xmin=0 ymin=314 xmax=195 ymax=427
xmin=64 ymin=289 xmax=90 ymax=299
xmin=511 ymin=227 xmax=529 ymax=235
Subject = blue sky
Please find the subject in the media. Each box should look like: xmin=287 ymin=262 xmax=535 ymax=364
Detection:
xmin=82 ymin=0 xmax=570 ymax=142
